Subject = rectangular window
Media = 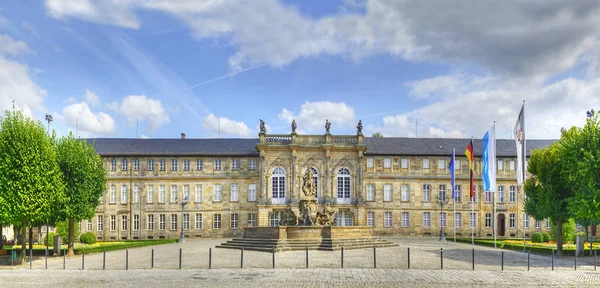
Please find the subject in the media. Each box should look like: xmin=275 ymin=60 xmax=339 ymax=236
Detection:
xmin=247 ymin=213 xmax=256 ymax=227
xmin=497 ymin=160 xmax=504 ymax=171
xmin=509 ymin=186 xmax=516 ymax=203
xmin=401 ymin=158 xmax=409 ymax=169
xmin=497 ymin=186 xmax=504 ymax=203
xmin=213 ymin=214 xmax=221 ymax=229
xmin=195 ymin=184 xmax=203 ymax=202
xmin=367 ymin=158 xmax=374 ymax=168
xmin=99 ymin=192 xmax=104 ymax=205
xmin=383 ymin=184 xmax=392 ymax=202
xmin=183 ymin=184 xmax=190 ymax=201
xmin=121 ymin=185 xmax=128 ymax=204
xmin=121 ymin=215 xmax=128 ymax=231
xmin=159 ymin=185 xmax=166 ymax=203
xmin=535 ymin=220 xmax=541 ymax=229
xmin=133 ymin=185 xmax=140 ymax=203
xmin=110 ymin=186 xmax=116 ymax=204
xmin=470 ymin=213 xmax=476 ymax=228
xmin=183 ymin=160 xmax=190 ymax=171
xmin=214 ymin=184 xmax=222 ymax=202
xmin=439 ymin=212 xmax=447 ymax=227
xmin=196 ymin=160 xmax=203 ymax=171
xmin=159 ymin=214 xmax=166 ymax=230
xmin=454 ymin=184 xmax=461 ymax=202
xmin=170 ymin=185 xmax=177 ymax=203
xmin=86 ymin=219 xmax=92 ymax=232
xmin=97 ymin=215 xmax=103 ymax=231
xmin=367 ymin=211 xmax=375 ymax=227
xmin=183 ymin=214 xmax=190 ymax=230
xmin=366 ymin=184 xmax=375 ymax=201
xmin=546 ymin=219 xmax=550 ymax=228
xmin=455 ymin=160 xmax=461 ymax=170
xmin=423 ymin=184 xmax=431 ymax=202
xmin=111 ymin=159 xmax=116 ymax=171
xmin=454 ymin=212 xmax=462 ymax=228
xmin=147 ymin=214 xmax=154 ymax=230
xmin=485 ymin=213 xmax=492 ymax=228
xmin=423 ymin=212 xmax=431 ymax=228
xmin=147 ymin=185 xmax=154 ymax=203
xmin=383 ymin=158 xmax=391 ymax=168
xmin=423 ymin=158 xmax=430 ymax=169
xmin=249 ymin=159 xmax=256 ymax=170
xmin=232 ymin=159 xmax=239 ymax=170
xmin=133 ymin=214 xmax=139 ymax=231
xmin=485 ymin=190 xmax=491 ymax=203
xmin=248 ymin=184 xmax=257 ymax=202
xmin=509 ymin=213 xmax=515 ymax=228
xmin=510 ymin=160 xmax=515 ymax=171
xmin=384 ymin=212 xmax=392 ymax=227
xmin=439 ymin=184 xmax=446 ymax=200
xmin=171 ymin=159 xmax=178 ymax=171
xmin=159 ymin=159 xmax=165 ymax=171
xmin=230 ymin=184 xmax=239 ymax=202
xmin=214 ymin=160 xmax=221 ymax=171
xmin=231 ymin=213 xmax=239 ymax=229
xmin=401 ymin=212 xmax=409 ymax=227
xmin=170 ymin=214 xmax=177 ymax=230
xmin=133 ymin=159 xmax=140 ymax=171
xmin=401 ymin=184 xmax=410 ymax=201
xmin=438 ymin=159 xmax=446 ymax=170
xmin=110 ymin=215 xmax=116 ymax=231
xmin=195 ymin=214 xmax=203 ymax=230
xmin=122 ymin=158 xmax=128 ymax=171
xmin=147 ymin=159 xmax=154 ymax=171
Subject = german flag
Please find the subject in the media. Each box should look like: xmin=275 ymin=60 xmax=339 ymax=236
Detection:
xmin=465 ymin=139 xmax=475 ymax=198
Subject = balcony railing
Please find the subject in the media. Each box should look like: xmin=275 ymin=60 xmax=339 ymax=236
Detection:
xmin=265 ymin=135 xmax=292 ymax=144
xmin=331 ymin=136 xmax=358 ymax=144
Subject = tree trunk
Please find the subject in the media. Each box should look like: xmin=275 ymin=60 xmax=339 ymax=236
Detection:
xmin=0 ymin=222 xmax=4 ymax=250
xmin=586 ymin=225 xmax=590 ymax=256
xmin=21 ymin=218 xmax=26 ymax=261
xmin=67 ymin=217 xmax=75 ymax=257
xmin=556 ymin=218 xmax=564 ymax=257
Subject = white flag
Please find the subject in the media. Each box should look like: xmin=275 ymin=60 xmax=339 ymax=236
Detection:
xmin=514 ymin=103 xmax=526 ymax=184
xmin=482 ymin=124 xmax=496 ymax=192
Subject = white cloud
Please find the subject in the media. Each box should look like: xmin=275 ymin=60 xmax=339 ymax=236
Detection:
xmin=109 ymin=95 xmax=170 ymax=131
xmin=278 ymin=101 xmax=356 ymax=134
xmin=84 ymin=89 xmax=99 ymax=107
xmin=139 ymin=134 xmax=149 ymax=139
xmin=62 ymin=101 xmax=116 ymax=135
xmin=0 ymin=15 xmax=8 ymax=27
xmin=21 ymin=21 xmax=38 ymax=37
xmin=0 ymin=35 xmax=45 ymax=118
xmin=45 ymin=0 xmax=140 ymax=29
xmin=202 ymin=113 xmax=251 ymax=137
xmin=0 ymin=34 xmax=33 ymax=56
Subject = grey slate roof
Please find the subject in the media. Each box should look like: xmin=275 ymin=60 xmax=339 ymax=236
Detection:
xmin=86 ymin=137 xmax=555 ymax=157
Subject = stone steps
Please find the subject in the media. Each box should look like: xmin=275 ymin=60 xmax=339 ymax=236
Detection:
xmin=216 ymin=237 xmax=398 ymax=252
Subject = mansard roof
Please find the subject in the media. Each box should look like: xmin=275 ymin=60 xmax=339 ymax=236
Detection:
xmin=86 ymin=137 xmax=555 ymax=157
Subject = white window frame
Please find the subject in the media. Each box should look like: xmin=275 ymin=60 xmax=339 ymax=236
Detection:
xmin=366 ymin=184 xmax=375 ymax=201
xmin=249 ymin=159 xmax=256 ymax=170
xmin=455 ymin=159 xmax=461 ymax=170
xmin=546 ymin=219 xmax=551 ymax=228
xmin=133 ymin=159 xmax=140 ymax=171
xmin=485 ymin=213 xmax=492 ymax=228
xmin=454 ymin=212 xmax=462 ymax=228
xmin=183 ymin=159 xmax=190 ymax=171
xmin=171 ymin=159 xmax=178 ymax=171
xmin=183 ymin=213 xmax=189 ymax=230
xmin=497 ymin=160 xmax=504 ymax=171
xmin=214 ymin=159 xmax=221 ymax=171
xmin=470 ymin=213 xmax=476 ymax=228
xmin=230 ymin=184 xmax=239 ymax=202
xmin=423 ymin=158 xmax=430 ymax=169
xmin=195 ymin=184 xmax=203 ymax=203
xmin=367 ymin=158 xmax=374 ymax=168
xmin=439 ymin=212 xmax=447 ymax=227
xmin=170 ymin=185 xmax=177 ymax=203
xmin=401 ymin=212 xmax=409 ymax=228
xmin=454 ymin=184 xmax=461 ymax=202
xmin=121 ymin=185 xmax=128 ymax=204
xmin=111 ymin=159 xmax=116 ymax=171
xmin=122 ymin=158 xmax=128 ymax=171
xmin=110 ymin=215 xmax=116 ymax=231
xmin=97 ymin=215 xmax=103 ymax=231
xmin=133 ymin=214 xmax=139 ymax=231
xmin=510 ymin=160 xmax=515 ymax=171
xmin=423 ymin=212 xmax=431 ymax=228
xmin=509 ymin=213 xmax=515 ymax=228
xmin=384 ymin=184 xmax=392 ymax=202
xmin=438 ymin=159 xmax=446 ymax=170
xmin=423 ymin=184 xmax=431 ymax=202
xmin=232 ymin=159 xmax=239 ymax=170
xmin=367 ymin=211 xmax=375 ymax=227
xmin=159 ymin=185 xmax=166 ymax=203
xmin=196 ymin=160 xmax=203 ymax=171
xmin=485 ymin=190 xmax=491 ymax=203
xmin=247 ymin=213 xmax=256 ymax=227
xmin=213 ymin=184 xmax=222 ymax=202
xmin=195 ymin=214 xmax=203 ymax=230
xmin=439 ymin=184 xmax=446 ymax=200
xmin=133 ymin=185 xmax=139 ymax=203
xmin=498 ymin=186 xmax=504 ymax=203
xmin=87 ymin=219 xmax=93 ymax=232
xmin=147 ymin=185 xmax=154 ymax=204
xmin=337 ymin=168 xmax=351 ymax=204
xmin=147 ymin=159 xmax=154 ymax=171
xmin=170 ymin=214 xmax=177 ymax=231
xmin=524 ymin=213 xmax=529 ymax=228
xmin=230 ymin=213 xmax=239 ymax=229
xmin=383 ymin=158 xmax=391 ymax=168
xmin=159 ymin=214 xmax=166 ymax=231
xmin=110 ymin=186 xmax=116 ymax=204
xmin=401 ymin=158 xmax=409 ymax=169
xmin=213 ymin=214 xmax=222 ymax=229
xmin=159 ymin=159 xmax=165 ymax=171
xmin=248 ymin=184 xmax=257 ymax=202
xmin=183 ymin=184 xmax=190 ymax=201
xmin=384 ymin=212 xmax=392 ymax=227
xmin=269 ymin=212 xmax=281 ymax=227
xmin=535 ymin=220 xmax=541 ymax=229
xmin=272 ymin=167 xmax=286 ymax=204
xmin=147 ymin=214 xmax=154 ymax=230
xmin=509 ymin=186 xmax=516 ymax=203
xmin=121 ymin=215 xmax=128 ymax=231
xmin=401 ymin=184 xmax=410 ymax=201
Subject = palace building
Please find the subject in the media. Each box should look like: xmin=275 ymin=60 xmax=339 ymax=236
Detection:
xmin=85 ymin=131 xmax=556 ymax=241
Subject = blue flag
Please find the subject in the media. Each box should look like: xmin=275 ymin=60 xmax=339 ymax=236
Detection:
xmin=482 ymin=124 xmax=497 ymax=192
xmin=449 ymin=148 xmax=455 ymax=199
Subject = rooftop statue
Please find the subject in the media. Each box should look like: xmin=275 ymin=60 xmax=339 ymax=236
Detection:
xmin=259 ymin=119 xmax=266 ymax=133
xmin=325 ymin=119 xmax=331 ymax=133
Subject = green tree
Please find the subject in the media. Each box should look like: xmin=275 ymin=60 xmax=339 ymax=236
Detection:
xmin=56 ymin=133 xmax=106 ymax=257
xmin=372 ymin=132 xmax=384 ymax=138
xmin=524 ymin=142 xmax=574 ymax=256
xmin=0 ymin=108 xmax=65 ymax=259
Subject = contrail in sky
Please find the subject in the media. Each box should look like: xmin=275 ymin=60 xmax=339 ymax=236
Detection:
xmin=184 ymin=64 xmax=266 ymax=91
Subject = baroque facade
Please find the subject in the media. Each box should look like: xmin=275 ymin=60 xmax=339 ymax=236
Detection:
xmin=86 ymin=131 xmax=556 ymax=241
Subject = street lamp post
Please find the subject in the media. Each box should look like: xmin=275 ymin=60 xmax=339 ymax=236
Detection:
xmin=179 ymin=196 xmax=189 ymax=243
xmin=437 ymin=191 xmax=450 ymax=241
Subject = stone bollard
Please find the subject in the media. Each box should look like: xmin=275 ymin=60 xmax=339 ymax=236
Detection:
xmin=407 ymin=247 xmax=410 ymax=269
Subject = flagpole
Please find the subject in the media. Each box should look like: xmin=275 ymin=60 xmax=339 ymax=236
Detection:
xmin=493 ymin=121 xmax=497 ymax=249
xmin=453 ymin=148 xmax=456 ymax=242
xmin=470 ymin=137 xmax=475 ymax=247
xmin=522 ymin=100 xmax=527 ymax=252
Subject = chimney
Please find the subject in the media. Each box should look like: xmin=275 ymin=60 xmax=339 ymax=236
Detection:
xmin=181 ymin=133 xmax=186 ymax=139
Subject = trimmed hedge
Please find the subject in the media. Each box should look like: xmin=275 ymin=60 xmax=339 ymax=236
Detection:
xmin=79 ymin=232 xmax=97 ymax=244
xmin=44 ymin=232 xmax=57 ymax=246
xmin=531 ymin=232 xmax=543 ymax=243
xmin=542 ymin=232 xmax=551 ymax=242
xmin=73 ymin=239 xmax=177 ymax=255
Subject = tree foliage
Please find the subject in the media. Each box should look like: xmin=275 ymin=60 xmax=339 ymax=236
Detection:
xmin=0 ymin=108 xmax=65 ymax=258
xmin=372 ymin=132 xmax=384 ymax=138
xmin=56 ymin=132 xmax=106 ymax=256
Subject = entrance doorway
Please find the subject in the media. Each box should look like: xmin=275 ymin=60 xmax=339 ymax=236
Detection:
xmin=497 ymin=214 xmax=506 ymax=237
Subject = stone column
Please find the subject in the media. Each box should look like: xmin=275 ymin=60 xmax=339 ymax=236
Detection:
xmin=325 ymin=156 xmax=330 ymax=198
xmin=358 ymin=156 xmax=363 ymax=199
xmin=292 ymin=155 xmax=297 ymax=198
xmin=259 ymin=156 xmax=265 ymax=200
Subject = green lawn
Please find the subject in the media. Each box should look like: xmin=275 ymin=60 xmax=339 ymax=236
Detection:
xmin=3 ymin=239 xmax=177 ymax=255
xmin=452 ymin=238 xmax=599 ymax=256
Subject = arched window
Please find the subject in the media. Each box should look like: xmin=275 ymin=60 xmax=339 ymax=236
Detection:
xmin=269 ymin=211 xmax=282 ymax=227
xmin=337 ymin=168 xmax=351 ymax=203
xmin=335 ymin=210 xmax=354 ymax=227
xmin=272 ymin=167 xmax=286 ymax=204
xmin=310 ymin=167 xmax=318 ymax=198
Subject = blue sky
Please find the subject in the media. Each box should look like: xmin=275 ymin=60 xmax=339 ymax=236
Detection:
xmin=1 ymin=1 xmax=600 ymax=139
